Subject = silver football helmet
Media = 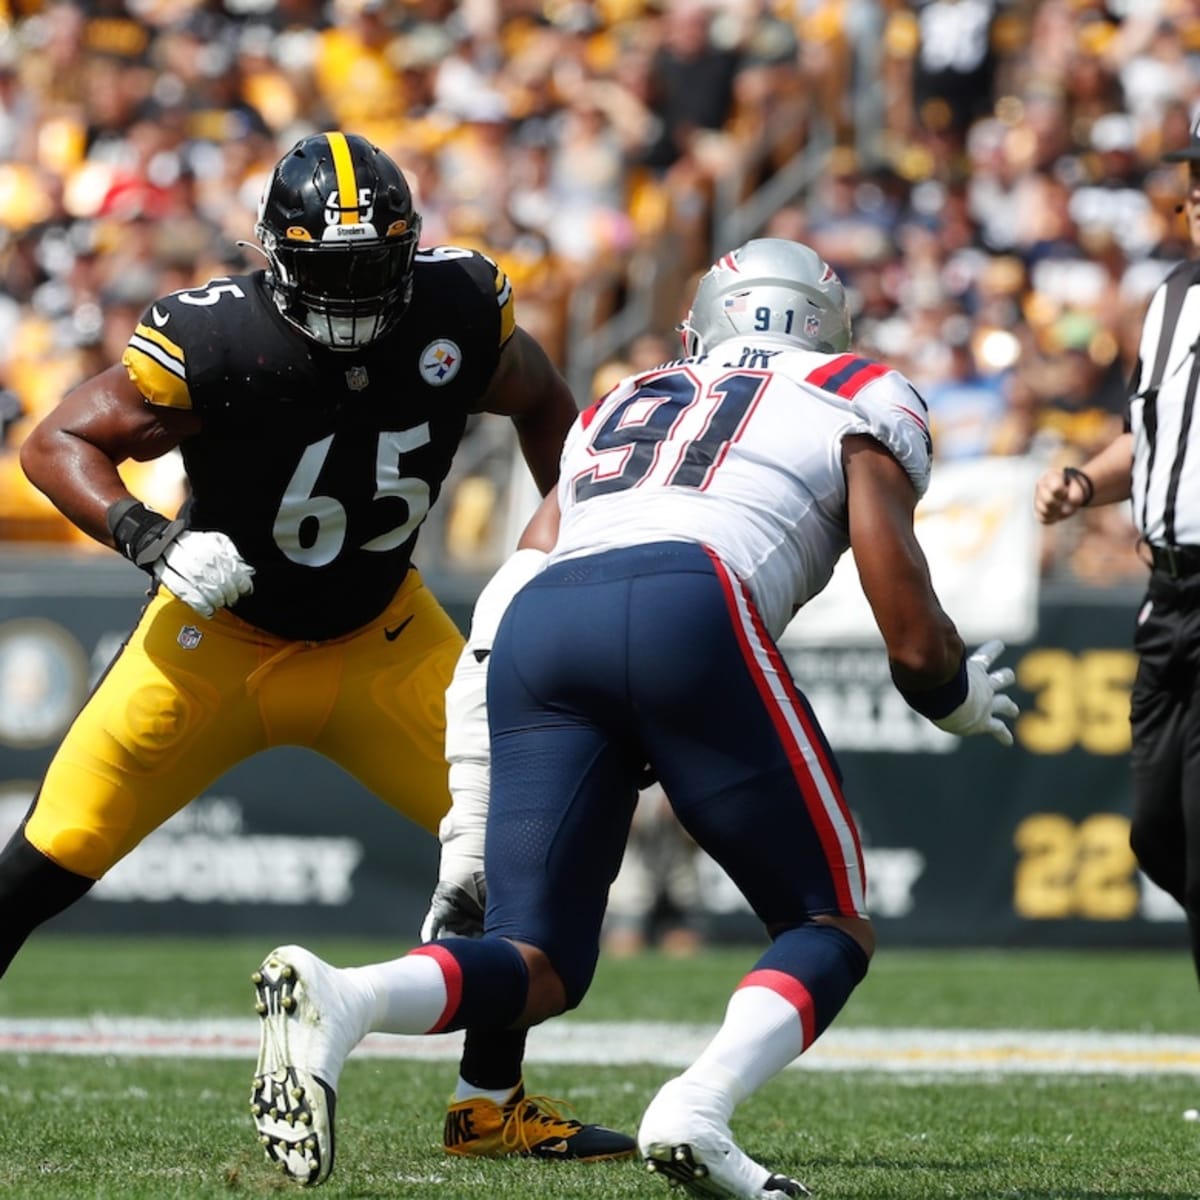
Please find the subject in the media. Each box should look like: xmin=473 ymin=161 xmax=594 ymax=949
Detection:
xmin=680 ymin=238 xmax=852 ymax=357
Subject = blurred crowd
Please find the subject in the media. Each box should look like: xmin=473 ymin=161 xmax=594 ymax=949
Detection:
xmin=0 ymin=0 xmax=1196 ymax=585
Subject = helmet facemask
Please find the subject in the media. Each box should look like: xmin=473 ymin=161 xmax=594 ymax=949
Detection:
xmin=260 ymin=221 xmax=420 ymax=350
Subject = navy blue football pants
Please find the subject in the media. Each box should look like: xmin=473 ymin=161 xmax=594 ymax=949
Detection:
xmin=483 ymin=541 xmax=867 ymax=1006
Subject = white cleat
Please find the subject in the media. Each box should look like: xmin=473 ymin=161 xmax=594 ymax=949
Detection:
xmin=639 ymin=1080 xmax=810 ymax=1199
xmin=249 ymin=945 xmax=367 ymax=1187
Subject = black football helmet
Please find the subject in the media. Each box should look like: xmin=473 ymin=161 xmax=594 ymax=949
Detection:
xmin=255 ymin=131 xmax=422 ymax=350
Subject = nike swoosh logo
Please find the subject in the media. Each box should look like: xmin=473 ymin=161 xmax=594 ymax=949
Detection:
xmin=151 ymin=305 xmax=170 ymax=327
xmin=384 ymin=616 xmax=414 ymax=642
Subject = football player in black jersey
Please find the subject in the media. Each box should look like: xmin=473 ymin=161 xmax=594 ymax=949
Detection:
xmin=5 ymin=131 xmax=634 ymax=1181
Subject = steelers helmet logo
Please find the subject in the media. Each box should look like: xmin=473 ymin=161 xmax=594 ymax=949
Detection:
xmin=419 ymin=339 xmax=462 ymax=386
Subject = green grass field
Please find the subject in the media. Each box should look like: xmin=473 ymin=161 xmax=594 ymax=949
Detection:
xmin=2 ymin=937 xmax=1199 ymax=1199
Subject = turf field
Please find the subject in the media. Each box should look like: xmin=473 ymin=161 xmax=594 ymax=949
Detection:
xmin=1 ymin=937 xmax=1199 ymax=1199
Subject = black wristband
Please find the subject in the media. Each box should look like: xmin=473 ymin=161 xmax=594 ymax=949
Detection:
xmin=898 ymin=653 xmax=969 ymax=720
xmin=105 ymin=499 xmax=183 ymax=570
xmin=1062 ymin=465 xmax=1095 ymax=507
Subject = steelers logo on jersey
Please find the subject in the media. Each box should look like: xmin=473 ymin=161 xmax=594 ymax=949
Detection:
xmin=419 ymin=339 xmax=462 ymax=386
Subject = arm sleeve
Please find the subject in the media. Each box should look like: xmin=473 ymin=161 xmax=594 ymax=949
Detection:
xmin=439 ymin=548 xmax=548 ymax=876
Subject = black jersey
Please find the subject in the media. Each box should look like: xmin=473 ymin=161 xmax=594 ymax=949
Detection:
xmin=121 ymin=246 xmax=515 ymax=641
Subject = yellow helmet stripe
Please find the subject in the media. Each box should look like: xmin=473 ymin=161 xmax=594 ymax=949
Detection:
xmin=325 ymin=131 xmax=359 ymax=224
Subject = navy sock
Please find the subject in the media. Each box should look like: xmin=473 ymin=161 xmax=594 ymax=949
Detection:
xmin=458 ymin=1027 xmax=529 ymax=1092
xmin=415 ymin=936 xmax=530 ymax=1032
xmin=751 ymin=923 xmax=869 ymax=1041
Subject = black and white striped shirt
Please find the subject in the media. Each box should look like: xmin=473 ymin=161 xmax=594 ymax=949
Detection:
xmin=1128 ymin=261 xmax=1200 ymax=548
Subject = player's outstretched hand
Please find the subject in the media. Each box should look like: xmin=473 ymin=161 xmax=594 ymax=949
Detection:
xmin=153 ymin=530 xmax=255 ymax=617
xmin=933 ymin=640 xmax=1019 ymax=746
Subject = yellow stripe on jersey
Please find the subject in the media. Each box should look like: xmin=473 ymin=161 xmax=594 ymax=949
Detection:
xmin=131 ymin=322 xmax=185 ymax=364
xmin=495 ymin=268 xmax=515 ymax=346
xmin=123 ymin=323 xmax=192 ymax=410
xmin=325 ymin=131 xmax=359 ymax=224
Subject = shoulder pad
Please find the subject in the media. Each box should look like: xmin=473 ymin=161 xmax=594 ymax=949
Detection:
xmin=121 ymin=276 xmax=259 ymax=412
xmin=414 ymin=245 xmax=515 ymax=348
xmin=123 ymin=294 xmax=193 ymax=411
xmin=846 ymin=366 xmax=933 ymax=498
xmin=802 ymin=354 xmax=932 ymax=497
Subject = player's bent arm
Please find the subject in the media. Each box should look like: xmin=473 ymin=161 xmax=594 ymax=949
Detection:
xmin=20 ymin=364 xmax=251 ymax=618
xmin=845 ymin=435 xmax=1019 ymax=745
xmin=844 ymin=434 xmax=962 ymax=690
xmin=476 ymin=325 xmax=578 ymax=495
xmin=19 ymin=363 xmax=198 ymax=547
xmin=423 ymin=492 xmax=562 ymax=941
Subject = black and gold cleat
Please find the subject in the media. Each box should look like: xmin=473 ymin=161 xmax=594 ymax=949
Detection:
xmin=443 ymin=1082 xmax=636 ymax=1161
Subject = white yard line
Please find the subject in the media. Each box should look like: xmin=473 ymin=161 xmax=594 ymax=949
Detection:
xmin=1 ymin=1019 xmax=1198 ymax=1076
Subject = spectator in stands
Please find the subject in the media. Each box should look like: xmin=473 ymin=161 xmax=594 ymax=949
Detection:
xmin=923 ymin=315 xmax=1010 ymax=461
xmin=634 ymin=1 xmax=744 ymax=273
xmin=0 ymin=0 xmax=1190 ymax=583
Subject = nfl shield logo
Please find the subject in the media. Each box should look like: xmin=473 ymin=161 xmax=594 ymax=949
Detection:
xmin=178 ymin=625 xmax=202 ymax=650
xmin=345 ymin=365 xmax=369 ymax=391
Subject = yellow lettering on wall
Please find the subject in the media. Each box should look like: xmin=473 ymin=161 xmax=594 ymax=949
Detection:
xmin=1015 ymin=650 xmax=1135 ymax=755
xmin=1013 ymin=813 xmax=1138 ymax=920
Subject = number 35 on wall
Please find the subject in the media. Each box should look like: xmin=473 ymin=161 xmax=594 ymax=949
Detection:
xmin=1015 ymin=649 xmax=1137 ymax=755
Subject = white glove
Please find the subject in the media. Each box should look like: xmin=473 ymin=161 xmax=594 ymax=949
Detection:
xmin=152 ymin=530 xmax=255 ymax=618
xmin=420 ymin=547 xmax=547 ymax=943
xmin=933 ymin=640 xmax=1019 ymax=746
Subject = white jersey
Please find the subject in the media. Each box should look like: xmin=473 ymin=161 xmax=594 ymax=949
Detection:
xmin=550 ymin=339 xmax=933 ymax=638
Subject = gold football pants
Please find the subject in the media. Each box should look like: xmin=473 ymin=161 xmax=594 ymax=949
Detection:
xmin=24 ymin=570 xmax=463 ymax=879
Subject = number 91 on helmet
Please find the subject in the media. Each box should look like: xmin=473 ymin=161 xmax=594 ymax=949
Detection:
xmin=255 ymin=131 xmax=423 ymax=351
xmin=680 ymin=238 xmax=852 ymax=358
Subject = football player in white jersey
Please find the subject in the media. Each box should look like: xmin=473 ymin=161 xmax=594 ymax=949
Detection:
xmin=247 ymin=239 xmax=1018 ymax=1199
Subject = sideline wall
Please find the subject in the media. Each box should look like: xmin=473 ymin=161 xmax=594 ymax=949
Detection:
xmin=0 ymin=550 xmax=1175 ymax=947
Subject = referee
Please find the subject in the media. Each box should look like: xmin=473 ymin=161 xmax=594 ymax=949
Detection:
xmin=1034 ymin=121 xmax=1200 ymax=1021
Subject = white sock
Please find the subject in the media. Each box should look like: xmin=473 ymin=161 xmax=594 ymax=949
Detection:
xmin=343 ymin=953 xmax=454 ymax=1035
xmin=678 ymin=985 xmax=806 ymax=1111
